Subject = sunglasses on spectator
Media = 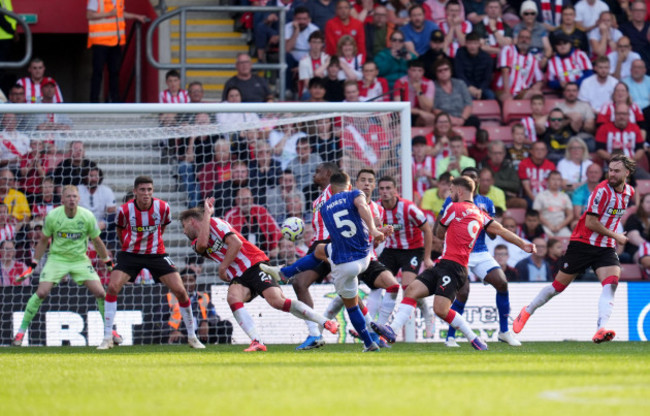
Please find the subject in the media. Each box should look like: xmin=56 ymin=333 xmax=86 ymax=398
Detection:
xmin=523 ymin=12 xmax=536 ymax=16
xmin=391 ymin=38 xmax=404 ymax=42
xmin=549 ymin=117 xmax=564 ymax=122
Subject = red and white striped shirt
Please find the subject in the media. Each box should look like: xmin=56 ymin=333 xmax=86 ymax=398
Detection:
xmin=0 ymin=224 xmax=16 ymax=243
xmin=595 ymin=122 xmax=644 ymax=158
xmin=368 ymin=199 xmax=384 ymax=260
xmin=497 ymin=45 xmax=543 ymax=95
xmin=540 ymin=0 xmax=563 ymax=27
xmin=482 ymin=16 xmax=505 ymax=47
xmin=159 ymin=89 xmax=190 ymax=103
xmin=439 ymin=20 xmax=473 ymax=58
xmin=518 ymin=158 xmax=556 ymax=197
xmin=379 ymin=197 xmax=427 ymax=250
xmin=17 ymin=77 xmax=64 ymax=103
xmin=312 ymin=185 xmax=333 ymax=243
xmin=412 ymin=155 xmax=436 ymax=197
xmin=358 ymin=77 xmax=389 ymax=102
xmin=521 ymin=116 xmax=538 ymax=142
xmin=546 ymin=49 xmax=592 ymax=85
xmin=571 ymin=180 xmax=634 ymax=248
xmin=194 ymin=217 xmax=269 ymax=280
xmin=1 ymin=260 xmax=30 ymax=286
xmin=117 ymin=198 xmax=172 ymax=255
xmin=341 ymin=124 xmax=390 ymax=167
xmin=597 ymin=102 xmax=645 ymax=125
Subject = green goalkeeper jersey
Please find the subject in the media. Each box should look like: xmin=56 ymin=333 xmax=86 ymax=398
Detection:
xmin=43 ymin=206 xmax=101 ymax=261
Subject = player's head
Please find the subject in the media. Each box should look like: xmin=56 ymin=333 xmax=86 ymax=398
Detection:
xmin=179 ymin=208 xmax=202 ymax=240
xmin=133 ymin=176 xmax=154 ymax=207
xmin=356 ymin=168 xmax=377 ymax=199
xmin=180 ymin=268 xmax=198 ymax=293
xmin=461 ymin=167 xmax=480 ymax=190
xmin=450 ymin=176 xmax=475 ymax=202
xmin=608 ymin=154 xmax=636 ymax=189
xmin=378 ymin=175 xmax=398 ymax=203
xmin=329 ymin=172 xmax=351 ymax=194
xmin=62 ymin=185 xmax=80 ymax=210
xmin=314 ymin=162 xmax=340 ymax=187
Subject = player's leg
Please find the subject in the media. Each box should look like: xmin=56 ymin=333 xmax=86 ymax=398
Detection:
xmin=402 ymin=269 xmax=434 ymax=339
xmin=160 ymin=271 xmax=204 ymax=348
xmin=445 ymin=279 xmax=469 ymax=347
xmin=483 ymin=266 xmax=521 ymax=346
xmin=292 ymin=269 xmax=327 ymax=347
xmin=98 ymin=269 xmax=131 ymax=349
xmin=263 ymin=286 xmax=339 ymax=333
xmin=13 ymin=281 xmax=55 ymax=346
xmin=372 ymin=270 xmax=401 ymax=325
xmin=260 ymin=244 xmax=328 ymax=283
xmin=227 ymin=283 xmax=265 ymax=351
xmin=593 ymin=264 xmax=621 ymax=343
xmin=434 ymin=295 xmax=487 ymax=351
xmin=84 ymin=277 xmax=124 ymax=346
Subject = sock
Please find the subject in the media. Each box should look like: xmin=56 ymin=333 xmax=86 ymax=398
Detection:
xmin=597 ymin=276 xmax=618 ymax=329
xmin=281 ymin=253 xmax=321 ymax=278
xmin=444 ymin=309 xmax=477 ymax=342
xmin=377 ymin=285 xmax=399 ymax=324
xmin=446 ymin=299 xmax=466 ymax=339
xmin=347 ymin=305 xmax=374 ymax=347
xmin=103 ymin=294 xmax=118 ymax=339
xmin=284 ymin=299 xmax=328 ymax=326
xmin=417 ymin=298 xmax=434 ymax=333
xmin=231 ymin=302 xmax=261 ymax=343
xmin=390 ymin=297 xmax=417 ymax=333
xmin=96 ymin=297 xmax=105 ymax=320
xmin=366 ymin=289 xmax=383 ymax=319
xmin=526 ymin=280 xmax=566 ymax=314
xmin=178 ymin=299 xmax=196 ymax=338
xmin=496 ymin=291 xmax=510 ymax=333
xmin=324 ymin=296 xmax=344 ymax=320
xmin=306 ymin=319 xmax=321 ymax=337
xmin=19 ymin=294 xmax=43 ymax=332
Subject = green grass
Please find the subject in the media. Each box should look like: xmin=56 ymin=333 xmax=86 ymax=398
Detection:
xmin=2 ymin=342 xmax=649 ymax=416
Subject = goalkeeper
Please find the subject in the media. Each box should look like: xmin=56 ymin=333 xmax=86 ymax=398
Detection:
xmin=12 ymin=185 xmax=118 ymax=346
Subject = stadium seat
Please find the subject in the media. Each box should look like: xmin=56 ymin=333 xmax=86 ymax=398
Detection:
xmin=505 ymin=208 xmax=526 ymax=225
xmin=544 ymin=98 xmax=564 ymax=113
xmin=472 ymin=100 xmax=501 ymax=123
xmin=635 ymin=180 xmax=650 ymax=196
xmin=620 ymin=264 xmax=643 ymax=281
xmin=484 ymin=125 xmax=513 ymax=144
xmin=502 ymin=99 xmax=531 ymax=124
xmin=621 ymin=205 xmax=637 ymax=227
xmin=455 ymin=126 xmax=477 ymax=145
xmin=412 ymin=127 xmax=433 ymax=138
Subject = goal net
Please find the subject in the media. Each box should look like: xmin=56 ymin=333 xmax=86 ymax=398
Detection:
xmin=0 ymin=102 xmax=413 ymax=347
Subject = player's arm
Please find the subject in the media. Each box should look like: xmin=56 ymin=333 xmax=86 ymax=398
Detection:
xmin=18 ymin=234 xmax=50 ymax=282
xmin=585 ymin=214 xmax=628 ymax=245
xmin=486 ymin=220 xmax=536 ymax=253
xmin=91 ymin=236 xmax=114 ymax=271
xmin=354 ymin=195 xmax=385 ymax=244
xmin=419 ymin=221 xmax=433 ymax=266
xmin=219 ymin=234 xmax=243 ymax=282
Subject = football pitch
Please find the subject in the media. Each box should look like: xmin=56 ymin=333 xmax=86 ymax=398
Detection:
xmin=2 ymin=342 xmax=649 ymax=416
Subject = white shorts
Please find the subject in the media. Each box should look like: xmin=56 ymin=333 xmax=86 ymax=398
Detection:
xmin=327 ymin=244 xmax=371 ymax=299
xmin=468 ymin=251 xmax=500 ymax=282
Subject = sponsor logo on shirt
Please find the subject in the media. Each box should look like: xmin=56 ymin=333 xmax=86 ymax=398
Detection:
xmin=606 ymin=208 xmax=625 ymax=216
xmin=57 ymin=232 xmax=82 ymax=240
xmin=131 ymin=225 xmax=159 ymax=232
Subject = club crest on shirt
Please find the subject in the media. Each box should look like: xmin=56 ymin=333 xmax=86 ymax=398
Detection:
xmin=152 ymin=213 xmax=161 ymax=222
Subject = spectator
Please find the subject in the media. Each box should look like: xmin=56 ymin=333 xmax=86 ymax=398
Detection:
xmin=187 ymin=81 xmax=205 ymax=103
xmin=624 ymin=59 xmax=650 ymax=132
xmin=468 ymin=128 xmax=489 ymax=162
xmin=249 ymin=140 xmax=283 ymax=207
xmin=578 ymin=56 xmax=619 ymax=112
xmin=624 ymin=192 xmax=650 ymax=263
xmin=358 ymin=61 xmax=389 ymax=101
xmin=478 ymin=167 xmax=507 ymax=212
xmin=463 ymin=0 xmax=487 ymax=25
xmin=306 ymin=0 xmax=337 ymax=31
xmin=551 ymin=5 xmax=589 ymax=53
xmin=287 ymin=136 xmax=323 ymax=191
xmin=507 ymin=123 xmax=531 ymax=170
xmin=546 ymin=237 xmax=564 ymax=277
xmin=420 ymin=171 xmax=452 ymax=215
xmin=533 ymin=0 xmax=571 ymax=31
xmin=496 ymin=28 xmax=544 ymax=101
xmin=518 ymin=140 xmax=556 ymax=202
xmin=266 ymin=170 xmax=307 ymax=222
xmin=480 ymin=139 xmax=524 ymax=207
xmin=393 ymin=60 xmax=435 ymax=126
xmin=197 ymin=139 xmax=232 ymax=200
xmin=440 ymin=0 xmax=473 ymax=58
xmin=308 ymin=117 xmax=341 ymax=164
xmin=412 ymin=135 xmax=436 ymax=198
xmin=222 ymin=53 xmax=273 ymax=102
xmin=436 ymin=135 xmax=476 ymax=178
xmin=533 ymin=170 xmax=574 ymax=236
xmin=588 ymin=11 xmax=622 ymax=59
xmin=453 ymin=31 xmax=495 ymax=100
xmin=420 ymin=29 xmax=447 ymax=80
xmin=494 ymin=244 xmax=520 ymax=281
xmin=598 ymin=81 xmax=646 ymax=127
xmin=513 ymin=1 xmax=553 ymax=66
xmin=34 ymin=78 xmax=73 ymax=132
xmin=30 ymin=177 xmax=59 ymax=220
xmin=224 ymin=187 xmax=282 ymax=256
xmin=375 ymin=29 xmax=416 ymax=88
xmin=432 ymin=58 xmax=479 ymax=128
xmin=322 ymin=57 xmax=346 ymax=101
xmin=521 ymin=94 xmax=547 ymax=142
xmin=486 ymin=216 xmax=532 ymax=266
xmin=386 ymin=0 xmax=413 ymax=26
xmin=8 ymin=84 xmax=27 ymax=104
xmin=216 ymin=86 xmax=261 ymax=129
xmin=403 ymin=4 xmax=439 ymax=56
xmin=557 ymin=136 xmax=593 ymax=192
xmin=540 ymin=107 xmax=578 ymax=164
xmin=575 ymin=0 xmax=611 ymax=32
xmin=269 ymin=123 xmax=308 ymax=170
xmin=472 ymin=0 xmax=513 ymax=57
xmin=159 ymin=70 xmax=189 ymax=103
xmin=364 ymin=4 xmax=390 ymax=61
xmin=515 ymin=237 xmax=552 ymax=281
xmin=0 ymin=204 xmax=15 ymax=245
xmin=556 ymin=82 xmax=597 ymax=135
xmin=619 ymin=1 xmax=650 ymax=73
xmin=178 ymin=113 xmax=219 ymax=207
xmin=546 ymin=31 xmax=593 ymax=90
xmin=252 ymin=0 xmax=294 ymax=64
xmin=426 ymin=112 xmax=457 ymax=162
xmin=167 ymin=268 xmax=233 ymax=345
xmin=285 ymin=6 xmax=320 ymax=80
xmin=270 ymin=238 xmax=301 ymax=267
xmin=607 ymin=36 xmax=641 ymax=80
xmin=325 ymin=0 xmax=366 ymax=59
xmin=571 ymin=162 xmax=603 ymax=218
xmin=51 ymin=141 xmax=98 ymax=187
xmin=18 ymin=140 xmax=46 ymax=201
xmin=213 ymin=160 xmax=251 ymax=218
xmin=0 ymin=168 xmax=30 ymax=222
xmin=78 ymin=167 xmax=116 ymax=233
xmin=306 ymin=77 xmax=328 ymax=102
xmin=0 ymin=113 xmax=30 ymax=173
xmin=298 ymin=31 xmax=329 ymax=98
xmin=520 ymin=209 xmax=547 ymax=241
xmin=0 ymin=240 xmax=29 ymax=286
xmin=337 ymin=35 xmax=364 ymax=81
xmin=17 ymin=57 xmax=63 ymax=104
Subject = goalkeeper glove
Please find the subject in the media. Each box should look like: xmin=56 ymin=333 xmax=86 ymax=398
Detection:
xmin=16 ymin=261 xmax=38 ymax=283
xmin=103 ymin=258 xmax=114 ymax=272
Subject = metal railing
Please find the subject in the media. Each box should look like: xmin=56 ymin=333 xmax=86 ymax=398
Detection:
xmin=146 ymin=5 xmax=287 ymax=100
xmin=0 ymin=8 xmax=32 ymax=68
xmin=120 ymin=21 xmax=144 ymax=103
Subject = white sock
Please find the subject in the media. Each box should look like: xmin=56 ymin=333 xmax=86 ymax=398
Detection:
xmin=378 ymin=290 xmax=398 ymax=325
xmin=366 ymin=289 xmax=384 ymax=319
xmin=233 ymin=307 xmax=261 ymax=343
xmin=179 ymin=304 xmax=196 ymax=338
xmin=449 ymin=311 xmax=477 ymax=342
xmin=306 ymin=318 xmax=321 ymax=336
xmin=103 ymin=299 xmax=117 ymax=339
xmin=417 ymin=298 xmax=433 ymax=325
xmin=289 ymin=299 xmax=327 ymax=325
xmin=324 ymin=296 xmax=344 ymax=320
xmin=390 ymin=302 xmax=415 ymax=333
xmin=597 ymin=283 xmax=617 ymax=329
xmin=526 ymin=284 xmax=561 ymax=314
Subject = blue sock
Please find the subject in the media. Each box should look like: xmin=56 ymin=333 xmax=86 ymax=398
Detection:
xmin=347 ymin=305 xmax=374 ymax=348
xmin=496 ymin=291 xmax=510 ymax=333
xmin=447 ymin=299 xmax=466 ymax=339
xmin=281 ymin=253 xmax=322 ymax=278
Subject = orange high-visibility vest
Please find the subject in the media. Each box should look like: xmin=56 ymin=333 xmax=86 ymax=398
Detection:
xmin=87 ymin=0 xmax=125 ymax=48
xmin=167 ymin=292 xmax=210 ymax=330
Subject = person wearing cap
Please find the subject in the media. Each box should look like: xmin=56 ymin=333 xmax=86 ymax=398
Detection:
xmin=16 ymin=58 xmax=64 ymax=104
xmin=402 ymin=4 xmax=439 ymax=56
xmin=471 ymin=0 xmax=513 ymax=57
xmin=34 ymin=77 xmax=73 ymax=132
xmin=546 ymin=31 xmax=593 ymax=90
xmin=375 ymin=29 xmax=416 ymax=89
xmin=575 ymin=0 xmax=611 ymax=32
xmin=420 ymin=29 xmax=447 ymax=80
xmin=513 ymin=1 xmax=553 ymax=67
xmin=454 ymin=31 xmax=495 ymax=99
xmin=550 ymin=6 xmax=589 ymax=53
